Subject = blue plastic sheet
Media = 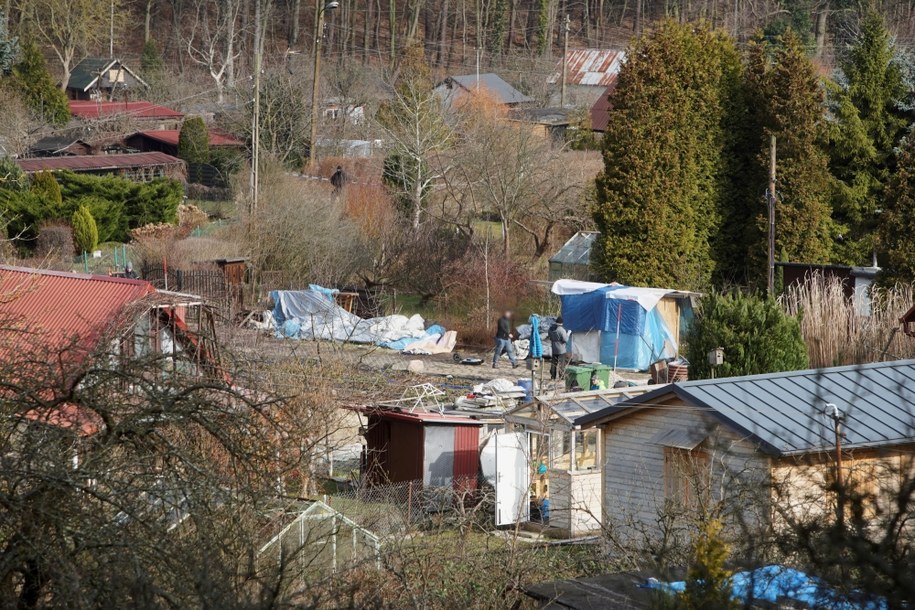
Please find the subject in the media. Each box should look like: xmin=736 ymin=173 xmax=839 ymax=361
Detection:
xmin=528 ymin=315 xmax=543 ymax=359
xmin=560 ymin=285 xmax=676 ymax=370
xmin=646 ymin=565 xmax=886 ymax=610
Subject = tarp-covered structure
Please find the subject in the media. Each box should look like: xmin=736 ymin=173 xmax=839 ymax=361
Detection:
xmin=271 ymin=288 xmax=451 ymax=351
xmin=551 ymin=279 xmax=686 ymax=371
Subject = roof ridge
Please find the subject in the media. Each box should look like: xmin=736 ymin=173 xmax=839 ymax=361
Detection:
xmin=682 ymin=358 xmax=915 ymax=386
xmin=0 ymin=265 xmax=153 ymax=287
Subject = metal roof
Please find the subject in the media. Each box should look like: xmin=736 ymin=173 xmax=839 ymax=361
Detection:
xmin=17 ymin=152 xmax=183 ymax=173
xmin=357 ymin=405 xmax=483 ymax=426
xmin=0 ymin=266 xmax=155 ymax=356
xmin=549 ymin=48 xmax=626 ymax=86
xmin=437 ymin=73 xmax=533 ymax=107
xmin=69 ymin=100 xmax=183 ymax=120
xmin=578 ymin=360 xmax=915 ymax=456
xmin=550 ymin=231 xmax=598 ymax=266
xmin=506 ymin=386 xmax=650 ymax=430
xmin=590 ymin=82 xmax=618 ymax=132
xmin=67 ymin=58 xmax=149 ymax=92
xmin=136 ymin=129 xmax=244 ymax=147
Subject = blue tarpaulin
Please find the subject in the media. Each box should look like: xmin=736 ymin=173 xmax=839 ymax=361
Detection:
xmin=646 ymin=565 xmax=886 ymax=610
xmin=553 ymin=282 xmax=678 ymax=371
xmin=529 ymin=315 xmax=543 ymax=359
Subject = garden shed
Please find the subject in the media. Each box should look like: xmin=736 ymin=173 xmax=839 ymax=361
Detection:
xmin=358 ymin=404 xmax=482 ymax=490
xmin=499 ymin=387 xmax=650 ymax=537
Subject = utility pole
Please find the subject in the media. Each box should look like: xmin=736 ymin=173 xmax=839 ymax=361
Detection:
xmin=308 ymin=0 xmax=339 ymax=167
xmin=560 ymin=14 xmax=570 ymax=107
xmin=826 ymin=403 xmax=845 ymax=529
xmin=109 ymin=0 xmax=114 ymax=57
xmin=767 ymin=135 xmax=776 ymax=298
xmin=250 ymin=0 xmax=263 ymax=214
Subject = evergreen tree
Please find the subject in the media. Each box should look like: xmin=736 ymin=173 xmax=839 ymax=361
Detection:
xmin=30 ymin=171 xmax=62 ymax=210
xmin=0 ymin=9 xmax=18 ymax=75
xmin=878 ymin=138 xmax=915 ymax=285
xmin=140 ymin=40 xmax=165 ymax=77
xmin=71 ymin=204 xmax=98 ymax=253
xmin=0 ymin=157 xmax=27 ymax=191
xmin=9 ymin=39 xmax=69 ymax=126
xmin=178 ymin=116 xmax=210 ymax=165
xmin=684 ymin=291 xmax=809 ymax=379
xmin=682 ymin=519 xmax=739 ymax=610
xmin=745 ymin=31 xmax=834 ymax=278
xmin=592 ymin=22 xmax=740 ymax=290
xmin=828 ymin=11 xmax=909 ymax=266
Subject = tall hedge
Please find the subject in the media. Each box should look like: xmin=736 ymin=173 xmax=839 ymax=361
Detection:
xmin=592 ymin=22 xmax=742 ymax=290
xmin=684 ymin=291 xmax=809 ymax=380
xmin=72 ymin=205 xmax=98 ymax=253
xmin=178 ymin=116 xmax=210 ymax=165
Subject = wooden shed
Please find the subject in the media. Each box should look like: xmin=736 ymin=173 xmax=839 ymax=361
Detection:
xmin=359 ymin=406 xmax=482 ymax=490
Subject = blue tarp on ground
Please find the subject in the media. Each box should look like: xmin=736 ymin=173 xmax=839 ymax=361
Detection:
xmin=553 ymin=282 xmax=677 ymax=371
xmin=648 ymin=565 xmax=886 ymax=610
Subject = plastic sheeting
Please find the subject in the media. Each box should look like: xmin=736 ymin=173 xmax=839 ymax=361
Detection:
xmin=271 ymin=288 xmax=446 ymax=350
xmin=648 ymin=565 xmax=886 ymax=610
xmin=553 ymin=281 xmax=677 ymax=371
xmin=528 ymin=315 xmax=543 ymax=359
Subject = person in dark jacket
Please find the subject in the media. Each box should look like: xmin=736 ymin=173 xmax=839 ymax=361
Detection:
xmin=548 ymin=317 xmax=570 ymax=380
xmin=330 ymin=165 xmax=349 ymax=192
xmin=492 ymin=311 xmax=518 ymax=368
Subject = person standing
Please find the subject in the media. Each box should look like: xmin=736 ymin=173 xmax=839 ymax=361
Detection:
xmin=492 ymin=310 xmax=518 ymax=369
xmin=330 ymin=165 xmax=349 ymax=193
xmin=548 ymin=316 xmax=570 ymax=380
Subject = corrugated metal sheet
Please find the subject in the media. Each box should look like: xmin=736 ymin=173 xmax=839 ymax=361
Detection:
xmin=580 ymin=360 xmax=915 ymax=456
xmin=0 ymin=266 xmax=154 ymax=353
xmin=138 ymin=129 xmax=244 ymax=147
xmin=590 ymin=81 xmax=618 ymax=132
xmin=69 ymin=100 xmax=183 ymax=120
xmin=452 ymin=425 xmax=480 ymax=490
xmin=17 ymin=152 xmax=184 ymax=173
xmin=550 ymin=49 xmax=626 ymax=86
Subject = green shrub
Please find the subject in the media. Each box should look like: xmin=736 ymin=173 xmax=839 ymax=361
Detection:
xmin=30 ymin=171 xmax=63 ymax=215
xmin=178 ymin=116 xmax=210 ymax=165
xmin=684 ymin=291 xmax=808 ymax=379
xmin=9 ymin=39 xmax=69 ymax=125
xmin=72 ymin=205 xmax=98 ymax=254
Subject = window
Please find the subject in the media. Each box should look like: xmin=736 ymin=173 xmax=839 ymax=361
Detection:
xmin=548 ymin=430 xmax=600 ymax=472
xmin=663 ymin=447 xmax=711 ymax=509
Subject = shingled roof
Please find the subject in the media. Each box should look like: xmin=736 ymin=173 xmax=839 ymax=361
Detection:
xmin=578 ymin=360 xmax=915 ymax=456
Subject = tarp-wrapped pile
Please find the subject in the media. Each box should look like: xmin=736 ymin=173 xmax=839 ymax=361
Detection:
xmin=270 ymin=288 xmax=455 ymax=352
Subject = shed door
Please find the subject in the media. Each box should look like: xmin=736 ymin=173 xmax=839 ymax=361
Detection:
xmin=494 ymin=431 xmax=530 ymax=526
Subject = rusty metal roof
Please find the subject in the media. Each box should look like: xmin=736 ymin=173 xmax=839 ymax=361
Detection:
xmin=17 ymin=152 xmax=184 ymax=173
xmin=550 ymin=49 xmax=626 ymax=87
xmin=590 ymin=81 xmax=618 ymax=132
xmin=69 ymin=100 xmax=183 ymax=120
xmin=137 ymin=129 xmax=244 ymax=148
xmin=0 ymin=266 xmax=155 ymax=354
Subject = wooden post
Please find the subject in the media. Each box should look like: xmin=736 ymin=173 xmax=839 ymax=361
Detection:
xmin=560 ymin=14 xmax=570 ymax=107
xmin=767 ymin=135 xmax=777 ymax=298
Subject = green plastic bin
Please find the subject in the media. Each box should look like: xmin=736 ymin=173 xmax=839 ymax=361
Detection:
xmin=565 ymin=365 xmax=592 ymax=391
xmin=584 ymin=363 xmax=612 ymax=389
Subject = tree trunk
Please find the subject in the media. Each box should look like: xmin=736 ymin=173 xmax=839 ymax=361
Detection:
xmin=389 ymin=0 xmax=397 ymax=62
xmin=437 ymin=0 xmax=450 ymax=65
xmin=145 ymin=0 xmax=154 ymax=42
xmin=506 ymin=0 xmax=517 ymax=50
xmin=500 ymin=211 xmax=510 ymax=256
xmin=814 ymin=3 xmax=828 ymax=58
xmin=363 ymin=0 xmax=372 ymax=62
xmin=289 ymin=0 xmax=301 ymax=46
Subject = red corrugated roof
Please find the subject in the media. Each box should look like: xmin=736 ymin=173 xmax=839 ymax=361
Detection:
xmin=139 ymin=129 xmax=244 ymax=147
xmin=0 ymin=266 xmax=155 ymax=355
xmin=21 ymin=403 xmax=104 ymax=437
xmin=69 ymin=100 xmax=184 ymax=120
xmin=590 ymin=81 xmax=618 ymax=132
xmin=550 ymin=49 xmax=626 ymax=87
xmin=17 ymin=152 xmax=183 ymax=173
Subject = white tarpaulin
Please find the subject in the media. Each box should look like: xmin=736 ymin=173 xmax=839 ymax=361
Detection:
xmin=270 ymin=289 xmax=446 ymax=350
xmin=402 ymin=331 xmax=458 ymax=355
xmin=551 ymin=279 xmax=674 ymax=312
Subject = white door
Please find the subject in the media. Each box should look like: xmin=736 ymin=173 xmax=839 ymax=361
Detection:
xmin=494 ymin=431 xmax=530 ymax=526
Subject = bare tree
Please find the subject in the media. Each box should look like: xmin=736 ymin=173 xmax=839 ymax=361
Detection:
xmin=185 ymin=0 xmax=243 ymax=104
xmin=19 ymin=0 xmax=122 ymax=89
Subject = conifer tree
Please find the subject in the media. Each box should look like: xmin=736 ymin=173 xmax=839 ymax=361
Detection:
xmin=745 ymin=31 xmax=833 ymax=276
xmin=9 ymin=39 xmax=69 ymax=125
xmin=682 ymin=519 xmax=739 ymax=610
xmin=592 ymin=21 xmax=740 ymax=290
xmin=178 ymin=116 xmax=210 ymax=165
xmin=0 ymin=8 xmax=17 ymax=75
xmin=29 ymin=171 xmax=63 ymax=216
xmin=878 ymin=138 xmax=915 ymax=285
xmin=828 ymin=11 xmax=909 ymax=265
xmin=140 ymin=40 xmax=165 ymax=77
xmin=71 ymin=204 xmax=98 ymax=253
